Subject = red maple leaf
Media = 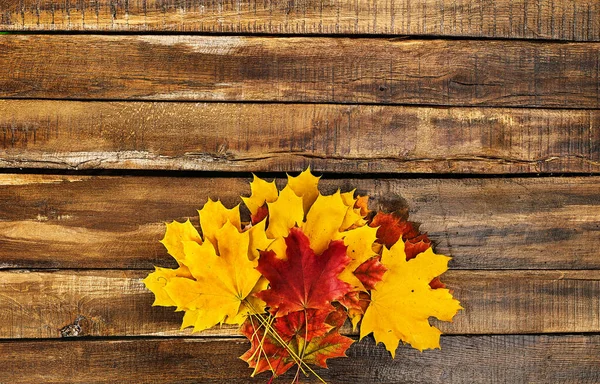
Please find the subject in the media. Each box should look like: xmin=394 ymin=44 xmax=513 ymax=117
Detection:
xmin=257 ymin=228 xmax=352 ymax=317
xmin=368 ymin=212 xmax=445 ymax=291
xmin=429 ymin=277 xmax=446 ymax=289
xmin=299 ymin=307 xmax=354 ymax=368
xmin=370 ymin=212 xmax=420 ymax=248
xmin=405 ymin=235 xmax=432 ymax=260
xmin=240 ymin=318 xmax=295 ymax=377
xmin=274 ymin=309 xmax=331 ymax=342
xmin=252 ymin=204 xmax=269 ymax=225
xmin=240 ymin=307 xmax=354 ymax=378
xmin=301 ymin=326 xmax=353 ymax=369
xmin=338 ymin=291 xmax=363 ymax=313
xmin=353 ymin=256 xmax=387 ymax=290
xmin=324 ymin=305 xmax=349 ymax=329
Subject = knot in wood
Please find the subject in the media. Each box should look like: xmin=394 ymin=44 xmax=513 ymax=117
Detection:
xmin=59 ymin=315 xmax=86 ymax=338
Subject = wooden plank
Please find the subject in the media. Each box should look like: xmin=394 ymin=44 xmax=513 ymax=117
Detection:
xmin=1 ymin=36 xmax=600 ymax=108
xmin=1 ymin=0 xmax=599 ymax=42
xmin=0 ymin=269 xmax=599 ymax=339
xmin=0 ymin=335 xmax=598 ymax=383
xmin=2 ymin=100 xmax=600 ymax=174
xmin=1 ymin=174 xmax=599 ymax=270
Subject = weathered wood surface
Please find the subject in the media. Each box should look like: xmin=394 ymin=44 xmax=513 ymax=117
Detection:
xmin=1 ymin=270 xmax=599 ymax=339
xmin=1 ymin=0 xmax=599 ymax=42
xmin=1 ymin=174 xmax=599 ymax=270
xmin=0 ymin=335 xmax=598 ymax=383
xmin=2 ymin=100 xmax=599 ymax=174
xmin=2 ymin=36 xmax=600 ymax=107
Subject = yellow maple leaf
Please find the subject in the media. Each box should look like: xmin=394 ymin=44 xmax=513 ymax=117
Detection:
xmin=198 ymin=199 xmax=240 ymax=247
xmin=143 ymin=266 xmax=192 ymax=307
xmin=287 ymin=167 xmax=320 ymax=215
xmin=359 ymin=240 xmax=462 ymax=357
xmin=340 ymin=190 xmax=365 ymax=230
xmin=243 ymin=169 xmax=371 ymax=261
xmin=157 ymin=219 xmax=200 ymax=278
xmin=302 ymin=190 xmax=349 ymax=255
xmin=241 ymin=175 xmax=278 ymax=216
xmin=164 ymin=221 xmax=262 ymax=332
xmin=266 ymin=185 xmax=304 ymax=239
xmin=334 ymin=225 xmax=379 ymax=291
xmin=247 ymin=219 xmax=272 ymax=261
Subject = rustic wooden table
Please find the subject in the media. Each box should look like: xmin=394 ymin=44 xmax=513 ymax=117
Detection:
xmin=1 ymin=1 xmax=599 ymax=383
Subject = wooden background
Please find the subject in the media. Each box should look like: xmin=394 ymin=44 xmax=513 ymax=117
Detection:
xmin=1 ymin=1 xmax=599 ymax=383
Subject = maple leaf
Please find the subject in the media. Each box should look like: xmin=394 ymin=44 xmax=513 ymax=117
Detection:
xmin=298 ymin=326 xmax=353 ymax=369
xmin=242 ymin=169 xmax=372 ymax=270
xmin=143 ymin=266 xmax=192 ymax=307
xmin=257 ymin=228 xmax=352 ymax=317
xmin=266 ymin=185 xmax=305 ymax=240
xmin=338 ymin=291 xmax=370 ymax=330
xmin=274 ymin=309 xmax=332 ymax=343
xmin=240 ymin=318 xmax=295 ymax=377
xmin=354 ymin=195 xmax=370 ymax=217
xmin=240 ymin=307 xmax=353 ymax=378
xmin=405 ymin=235 xmax=432 ymax=260
xmin=369 ymin=211 xmax=421 ymax=249
xmin=198 ymin=199 xmax=241 ymax=247
xmin=303 ymin=190 xmax=350 ymax=255
xmin=353 ymin=256 xmax=387 ymax=291
xmin=287 ymin=167 xmax=321 ymax=215
xmin=242 ymin=175 xmax=279 ymax=217
xmin=163 ymin=221 xmax=262 ymax=332
xmin=284 ymin=308 xmax=353 ymax=369
xmin=360 ymin=240 xmax=462 ymax=357
xmin=335 ymin=225 xmax=379 ymax=291
xmin=160 ymin=219 xmax=202 ymax=268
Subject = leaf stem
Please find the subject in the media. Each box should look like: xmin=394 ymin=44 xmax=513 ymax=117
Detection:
xmin=248 ymin=315 xmax=276 ymax=377
xmin=243 ymin=300 xmax=328 ymax=384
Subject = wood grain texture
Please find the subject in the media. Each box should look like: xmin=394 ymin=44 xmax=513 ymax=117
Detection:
xmin=0 ymin=269 xmax=599 ymax=339
xmin=2 ymin=36 xmax=600 ymax=107
xmin=1 ymin=0 xmax=599 ymax=41
xmin=1 ymin=174 xmax=599 ymax=270
xmin=0 ymin=335 xmax=598 ymax=383
xmin=2 ymin=100 xmax=600 ymax=174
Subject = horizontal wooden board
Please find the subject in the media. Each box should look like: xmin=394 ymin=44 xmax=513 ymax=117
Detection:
xmin=1 ymin=174 xmax=599 ymax=270
xmin=0 ymin=270 xmax=599 ymax=339
xmin=1 ymin=36 xmax=600 ymax=107
xmin=2 ymin=100 xmax=600 ymax=174
xmin=0 ymin=335 xmax=598 ymax=383
xmin=1 ymin=0 xmax=599 ymax=42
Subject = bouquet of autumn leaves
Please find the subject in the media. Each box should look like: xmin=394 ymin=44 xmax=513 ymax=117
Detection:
xmin=144 ymin=169 xmax=462 ymax=382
